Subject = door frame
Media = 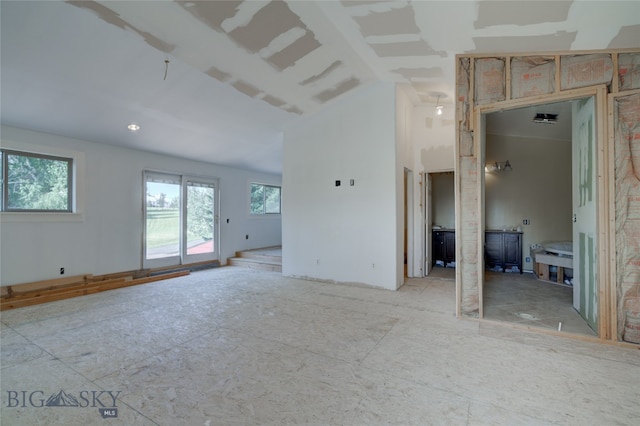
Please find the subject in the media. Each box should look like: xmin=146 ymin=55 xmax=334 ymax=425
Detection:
xmin=424 ymin=170 xmax=455 ymax=276
xmin=425 ymin=172 xmax=433 ymax=276
xmin=472 ymin=85 xmax=612 ymax=338
xmin=142 ymin=170 xmax=220 ymax=270
xmin=404 ymin=168 xmax=414 ymax=278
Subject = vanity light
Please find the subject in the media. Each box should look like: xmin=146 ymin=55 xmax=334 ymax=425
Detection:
xmin=485 ymin=160 xmax=512 ymax=173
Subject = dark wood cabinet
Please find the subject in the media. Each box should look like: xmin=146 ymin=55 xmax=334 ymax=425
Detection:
xmin=433 ymin=230 xmax=455 ymax=266
xmin=484 ymin=231 xmax=523 ymax=273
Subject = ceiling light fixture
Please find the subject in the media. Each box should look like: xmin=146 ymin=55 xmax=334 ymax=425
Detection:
xmin=127 ymin=124 xmax=140 ymax=131
xmin=533 ymin=113 xmax=558 ymax=124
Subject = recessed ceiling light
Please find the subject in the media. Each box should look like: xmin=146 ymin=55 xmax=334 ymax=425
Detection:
xmin=127 ymin=124 xmax=140 ymax=131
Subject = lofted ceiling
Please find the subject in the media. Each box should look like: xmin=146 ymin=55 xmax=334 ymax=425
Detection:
xmin=1 ymin=1 xmax=639 ymax=174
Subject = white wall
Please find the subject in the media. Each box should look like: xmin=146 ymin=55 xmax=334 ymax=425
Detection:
xmin=396 ymin=85 xmax=416 ymax=281
xmin=432 ymin=172 xmax=455 ymax=229
xmin=485 ymin=133 xmax=572 ymax=270
xmin=0 ymin=125 xmax=282 ymax=286
xmin=282 ymin=83 xmax=399 ymax=290
xmin=414 ymin=104 xmax=456 ymax=172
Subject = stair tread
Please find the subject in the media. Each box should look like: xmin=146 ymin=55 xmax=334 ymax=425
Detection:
xmin=229 ymin=247 xmax=282 ymax=272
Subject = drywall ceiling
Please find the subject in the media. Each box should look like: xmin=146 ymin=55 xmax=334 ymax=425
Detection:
xmin=1 ymin=1 xmax=639 ymax=174
xmin=486 ymin=101 xmax=573 ymax=141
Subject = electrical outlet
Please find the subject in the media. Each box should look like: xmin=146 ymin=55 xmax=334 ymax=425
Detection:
xmin=60 ymin=267 xmax=65 ymax=275
xmin=523 ymin=219 xmax=530 ymax=225
xmin=525 ymin=257 xmax=531 ymax=263
xmin=245 ymin=234 xmax=249 ymax=239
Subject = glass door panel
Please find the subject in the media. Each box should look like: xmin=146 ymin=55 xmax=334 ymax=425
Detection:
xmin=186 ymin=181 xmax=216 ymax=260
xmin=145 ymin=175 xmax=181 ymax=263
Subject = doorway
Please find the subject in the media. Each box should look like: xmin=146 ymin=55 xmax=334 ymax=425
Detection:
xmin=481 ymin=97 xmax=598 ymax=335
xmin=143 ymin=171 xmax=219 ymax=269
xmin=427 ymin=171 xmax=455 ymax=277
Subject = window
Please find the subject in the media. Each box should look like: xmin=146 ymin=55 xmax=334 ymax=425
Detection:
xmin=1 ymin=149 xmax=72 ymax=212
xmin=250 ymin=183 xmax=281 ymax=215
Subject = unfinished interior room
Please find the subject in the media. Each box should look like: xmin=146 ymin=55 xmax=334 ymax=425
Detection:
xmin=1 ymin=1 xmax=639 ymax=424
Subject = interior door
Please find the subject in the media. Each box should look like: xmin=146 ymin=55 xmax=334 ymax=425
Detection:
xmin=426 ymin=173 xmax=433 ymax=275
xmin=572 ymin=96 xmax=598 ymax=331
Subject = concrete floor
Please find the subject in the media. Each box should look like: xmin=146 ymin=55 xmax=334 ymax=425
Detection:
xmin=1 ymin=266 xmax=639 ymax=425
xmin=483 ymin=270 xmax=596 ymax=336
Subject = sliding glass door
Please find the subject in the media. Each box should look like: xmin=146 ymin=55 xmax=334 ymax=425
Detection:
xmin=144 ymin=171 xmax=218 ymax=268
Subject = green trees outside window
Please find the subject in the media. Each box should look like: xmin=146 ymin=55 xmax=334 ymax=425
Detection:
xmin=251 ymin=183 xmax=281 ymax=215
xmin=1 ymin=149 xmax=72 ymax=212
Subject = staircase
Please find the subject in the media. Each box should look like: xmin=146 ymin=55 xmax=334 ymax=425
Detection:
xmin=228 ymin=246 xmax=282 ymax=272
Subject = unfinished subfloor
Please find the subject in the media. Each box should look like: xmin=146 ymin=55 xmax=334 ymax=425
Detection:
xmin=1 ymin=266 xmax=638 ymax=425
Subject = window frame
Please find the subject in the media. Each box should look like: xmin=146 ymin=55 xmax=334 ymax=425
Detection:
xmin=1 ymin=148 xmax=73 ymax=213
xmin=0 ymin=140 xmax=84 ymax=223
xmin=250 ymin=182 xmax=282 ymax=216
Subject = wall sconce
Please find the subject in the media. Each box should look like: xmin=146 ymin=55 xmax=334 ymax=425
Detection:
xmin=485 ymin=160 xmax=512 ymax=173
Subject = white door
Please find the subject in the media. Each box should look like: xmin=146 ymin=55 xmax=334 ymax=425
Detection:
xmin=572 ymin=97 xmax=598 ymax=331
xmin=426 ymin=173 xmax=433 ymax=275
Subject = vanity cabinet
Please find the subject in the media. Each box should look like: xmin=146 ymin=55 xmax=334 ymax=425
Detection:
xmin=485 ymin=231 xmax=523 ymax=273
xmin=433 ymin=230 xmax=455 ymax=266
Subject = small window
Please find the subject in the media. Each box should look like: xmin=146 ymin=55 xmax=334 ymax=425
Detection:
xmin=1 ymin=149 xmax=72 ymax=212
xmin=250 ymin=183 xmax=281 ymax=215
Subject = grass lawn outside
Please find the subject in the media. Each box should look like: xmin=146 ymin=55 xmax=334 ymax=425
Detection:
xmin=146 ymin=207 xmax=179 ymax=249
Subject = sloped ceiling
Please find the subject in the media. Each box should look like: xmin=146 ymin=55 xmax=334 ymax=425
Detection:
xmin=1 ymin=1 xmax=639 ymax=174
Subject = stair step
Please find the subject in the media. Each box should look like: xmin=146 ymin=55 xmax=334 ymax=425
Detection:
xmin=228 ymin=246 xmax=282 ymax=272
xmin=228 ymin=257 xmax=282 ymax=272
xmin=236 ymin=252 xmax=282 ymax=263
